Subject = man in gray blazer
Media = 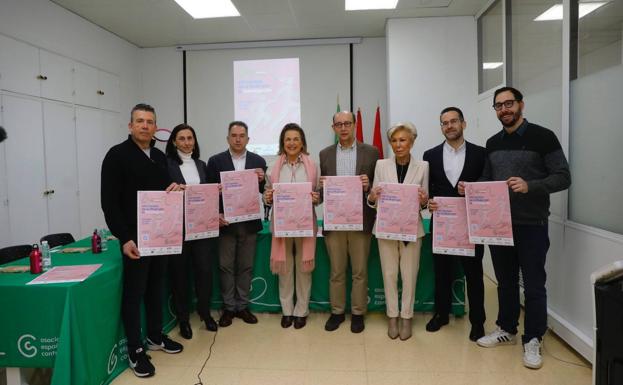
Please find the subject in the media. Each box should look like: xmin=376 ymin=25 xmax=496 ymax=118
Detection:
xmin=319 ymin=111 xmax=380 ymax=333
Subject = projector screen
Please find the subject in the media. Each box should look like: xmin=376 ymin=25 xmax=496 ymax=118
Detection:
xmin=186 ymin=44 xmax=351 ymax=163
xmin=233 ymin=58 xmax=300 ymax=155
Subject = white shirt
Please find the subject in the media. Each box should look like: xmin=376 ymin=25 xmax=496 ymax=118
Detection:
xmin=336 ymin=141 xmax=357 ymax=176
xmin=229 ymin=150 xmax=247 ymax=171
xmin=443 ymin=141 xmax=466 ymax=187
xmin=178 ymin=150 xmax=200 ymax=185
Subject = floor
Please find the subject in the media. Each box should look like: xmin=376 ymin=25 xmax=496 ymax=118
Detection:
xmin=112 ymin=278 xmax=592 ymax=385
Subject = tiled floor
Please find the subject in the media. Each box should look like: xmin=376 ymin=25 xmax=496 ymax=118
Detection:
xmin=112 ymin=278 xmax=592 ymax=385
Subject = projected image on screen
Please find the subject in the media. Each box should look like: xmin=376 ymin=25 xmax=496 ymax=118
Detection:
xmin=234 ymin=58 xmax=301 ymax=156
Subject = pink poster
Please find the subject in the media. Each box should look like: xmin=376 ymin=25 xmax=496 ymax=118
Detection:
xmin=273 ymin=182 xmax=314 ymax=237
xmin=137 ymin=191 xmax=184 ymax=256
xmin=465 ymin=181 xmax=514 ymax=246
xmin=184 ymin=184 xmax=220 ymax=241
xmin=432 ymin=197 xmax=475 ymax=256
xmin=375 ymin=183 xmax=420 ymax=242
xmin=220 ymin=170 xmax=262 ymax=223
xmin=323 ymin=176 xmax=363 ymax=231
xmin=27 ymin=264 xmax=102 ymax=285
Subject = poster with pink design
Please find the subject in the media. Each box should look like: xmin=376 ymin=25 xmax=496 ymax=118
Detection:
xmin=220 ymin=170 xmax=262 ymax=223
xmin=465 ymin=181 xmax=514 ymax=246
xmin=27 ymin=264 xmax=102 ymax=285
xmin=323 ymin=176 xmax=363 ymax=231
xmin=137 ymin=191 xmax=184 ymax=256
xmin=273 ymin=182 xmax=314 ymax=237
xmin=185 ymin=184 xmax=220 ymax=241
xmin=432 ymin=197 xmax=475 ymax=256
xmin=375 ymin=183 xmax=420 ymax=242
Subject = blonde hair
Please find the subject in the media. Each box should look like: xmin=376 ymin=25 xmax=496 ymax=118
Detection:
xmin=387 ymin=121 xmax=417 ymax=143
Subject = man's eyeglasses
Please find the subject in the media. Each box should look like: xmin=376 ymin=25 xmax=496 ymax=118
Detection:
xmin=333 ymin=121 xmax=353 ymax=128
xmin=493 ymin=99 xmax=519 ymax=111
xmin=440 ymin=118 xmax=462 ymax=127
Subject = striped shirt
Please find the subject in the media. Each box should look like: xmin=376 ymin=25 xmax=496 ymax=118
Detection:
xmin=336 ymin=142 xmax=357 ymax=176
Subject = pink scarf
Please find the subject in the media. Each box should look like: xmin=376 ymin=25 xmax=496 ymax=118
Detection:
xmin=269 ymin=153 xmax=318 ymax=275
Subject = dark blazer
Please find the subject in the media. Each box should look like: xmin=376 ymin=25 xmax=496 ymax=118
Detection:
xmin=423 ymin=141 xmax=486 ymax=198
xmin=167 ymin=157 xmax=208 ymax=185
xmin=319 ymin=142 xmax=380 ymax=234
xmin=206 ymin=149 xmax=267 ymax=234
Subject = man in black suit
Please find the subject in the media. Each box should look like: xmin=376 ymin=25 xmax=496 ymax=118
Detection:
xmin=423 ymin=106 xmax=487 ymax=341
xmin=206 ymin=121 xmax=267 ymax=327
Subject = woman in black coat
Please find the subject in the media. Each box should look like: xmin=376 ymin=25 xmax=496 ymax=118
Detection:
xmin=165 ymin=124 xmax=218 ymax=338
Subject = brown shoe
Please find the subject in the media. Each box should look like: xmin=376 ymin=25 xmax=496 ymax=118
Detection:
xmin=281 ymin=315 xmax=293 ymax=328
xmin=293 ymin=316 xmax=307 ymax=329
xmin=388 ymin=317 xmax=399 ymax=339
xmin=235 ymin=308 xmax=258 ymax=324
xmin=399 ymin=317 xmax=412 ymax=341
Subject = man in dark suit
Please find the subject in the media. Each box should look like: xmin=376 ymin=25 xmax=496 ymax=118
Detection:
xmin=206 ymin=121 xmax=267 ymax=327
xmin=423 ymin=106 xmax=487 ymax=341
xmin=319 ymin=111 xmax=379 ymax=333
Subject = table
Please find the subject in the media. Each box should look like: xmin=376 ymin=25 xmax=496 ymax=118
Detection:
xmin=0 ymin=219 xmax=465 ymax=385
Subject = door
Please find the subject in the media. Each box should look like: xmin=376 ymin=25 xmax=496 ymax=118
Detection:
xmin=42 ymin=101 xmax=81 ymax=238
xmin=2 ymin=94 xmax=49 ymax=245
xmin=0 ymin=96 xmax=9 ymax=248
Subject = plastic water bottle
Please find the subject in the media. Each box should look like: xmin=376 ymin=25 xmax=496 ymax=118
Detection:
xmin=91 ymin=229 xmax=102 ymax=254
xmin=99 ymin=229 xmax=108 ymax=252
xmin=41 ymin=240 xmax=52 ymax=272
xmin=29 ymin=244 xmax=42 ymax=274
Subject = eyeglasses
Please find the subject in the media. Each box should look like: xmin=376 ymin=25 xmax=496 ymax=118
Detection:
xmin=440 ymin=118 xmax=462 ymax=127
xmin=493 ymin=99 xmax=519 ymax=111
xmin=333 ymin=121 xmax=353 ymax=128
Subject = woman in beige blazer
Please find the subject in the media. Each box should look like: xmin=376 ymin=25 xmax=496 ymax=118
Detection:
xmin=367 ymin=121 xmax=429 ymax=341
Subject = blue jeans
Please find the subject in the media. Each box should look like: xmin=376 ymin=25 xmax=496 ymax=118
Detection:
xmin=489 ymin=224 xmax=549 ymax=344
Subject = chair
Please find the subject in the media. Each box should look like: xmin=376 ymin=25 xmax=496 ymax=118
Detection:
xmin=0 ymin=244 xmax=33 ymax=265
xmin=40 ymin=233 xmax=75 ymax=249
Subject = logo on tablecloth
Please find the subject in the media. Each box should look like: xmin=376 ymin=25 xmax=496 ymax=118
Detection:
xmin=107 ymin=343 xmax=118 ymax=374
xmin=250 ymin=277 xmax=268 ymax=303
xmin=17 ymin=334 xmax=37 ymax=358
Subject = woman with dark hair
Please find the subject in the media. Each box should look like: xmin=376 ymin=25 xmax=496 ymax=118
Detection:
xmin=263 ymin=123 xmax=320 ymax=329
xmin=165 ymin=124 xmax=217 ymax=338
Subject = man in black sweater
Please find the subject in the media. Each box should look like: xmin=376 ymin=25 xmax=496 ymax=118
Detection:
xmin=424 ymin=107 xmax=487 ymax=342
xmin=101 ymin=104 xmax=184 ymax=378
xmin=468 ymin=87 xmax=571 ymax=370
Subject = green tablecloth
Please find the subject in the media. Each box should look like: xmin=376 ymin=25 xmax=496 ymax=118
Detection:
xmin=0 ymin=219 xmax=465 ymax=385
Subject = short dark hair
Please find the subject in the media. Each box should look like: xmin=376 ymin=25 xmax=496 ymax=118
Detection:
xmin=228 ymin=121 xmax=248 ymax=134
xmin=130 ymin=103 xmax=156 ymax=122
xmin=440 ymin=106 xmax=464 ymax=121
xmin=278 ymin=123 xmax=308 ymax=156
xmin=493 ymin=87 xmax=523 ymax=104
xmin=166 ymin=123 xmax=201 ymax=164
xmin=332 ymin=111 xmax=356 ymax=124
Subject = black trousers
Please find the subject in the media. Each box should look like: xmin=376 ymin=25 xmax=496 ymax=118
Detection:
xmin=489 ymin=224 xmax=549 ymax=343
xmin=168 ymin=238 xmax=216 ymax=322
xmin=121 ymin=252 xmax=167 ymax=351
xmin=432 ymin=244 xmax=486 ymax=326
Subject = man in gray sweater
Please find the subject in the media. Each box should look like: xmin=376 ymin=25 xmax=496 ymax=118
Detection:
xmin=463 ymin=87 xmax=571 ymax=370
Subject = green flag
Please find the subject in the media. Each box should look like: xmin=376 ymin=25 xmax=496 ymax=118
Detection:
xmin=335 ymin=96 xmax=340 ymax=144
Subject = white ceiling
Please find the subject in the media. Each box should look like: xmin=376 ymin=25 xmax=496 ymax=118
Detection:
xmin=50 ymin=0 xmax=490 ymax=48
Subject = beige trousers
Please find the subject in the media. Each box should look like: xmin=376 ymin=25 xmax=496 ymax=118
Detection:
xmin=324 ymin=231 xmax=372 ymax=315
xmin=377 ymin=238 xmax=422 ymax=319
xmin=278 ymin=237 xmax=312 ymax=317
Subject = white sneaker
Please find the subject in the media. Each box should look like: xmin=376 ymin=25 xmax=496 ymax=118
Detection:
xmin=476 ymin=327 xmax=517 ymax=347
xmin=523 ymin=338 xmax=543 ymax=369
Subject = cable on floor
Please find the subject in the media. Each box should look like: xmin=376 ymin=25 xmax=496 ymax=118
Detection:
xmin=542 ymin=338 xmax=592 ymax=369
xmin=193 ymin=320 xmax=219 ymax=385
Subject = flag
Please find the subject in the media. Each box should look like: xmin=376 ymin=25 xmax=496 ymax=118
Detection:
xmin=372 ymin=106 xmax=384 ymax=158
xmin=334 ymin=96 xmax=340 ymax=144
xmin=356 ymin=108 xmax=363 ymax=143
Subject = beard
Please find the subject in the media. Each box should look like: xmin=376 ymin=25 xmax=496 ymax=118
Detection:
xmin=498 ymin=110 xmax=522 ymax=127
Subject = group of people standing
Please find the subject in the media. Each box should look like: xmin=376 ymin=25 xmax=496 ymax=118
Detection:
xmin=100 ymin=85 xmax=570 ymax=379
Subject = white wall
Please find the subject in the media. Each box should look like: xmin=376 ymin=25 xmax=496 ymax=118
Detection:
xmin=386 ymin=17 xmax=478 ymax=160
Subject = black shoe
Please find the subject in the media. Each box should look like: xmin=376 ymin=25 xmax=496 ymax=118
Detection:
xmin=469 ymin=324 xmax=485 ymax=341
xmin=281 ymin=315 xmax=293 ymax=328
xmin=204 ymin=315 xmax=218 ymax=332
xmin=179 ymin=321 xmax=192 ymax=340
xmin=236 ymin=308 xmax=258 ymax=324
xmin=293 ymin=316 xmax=307 ymax=329
xmin=219 ymin=310 xmax=235 ymax=327
xmin=425 ymin=314 xmax=449 ymax=332
xmin=146 ymin=334 xmax=183 ymax=354
xmin=324 ymin=313 xmax=345 ymax=331
xmin=350 ymin=314 xmax=365 ymax=333
xmin=128 ymin=347 xmax=154 ymax=377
